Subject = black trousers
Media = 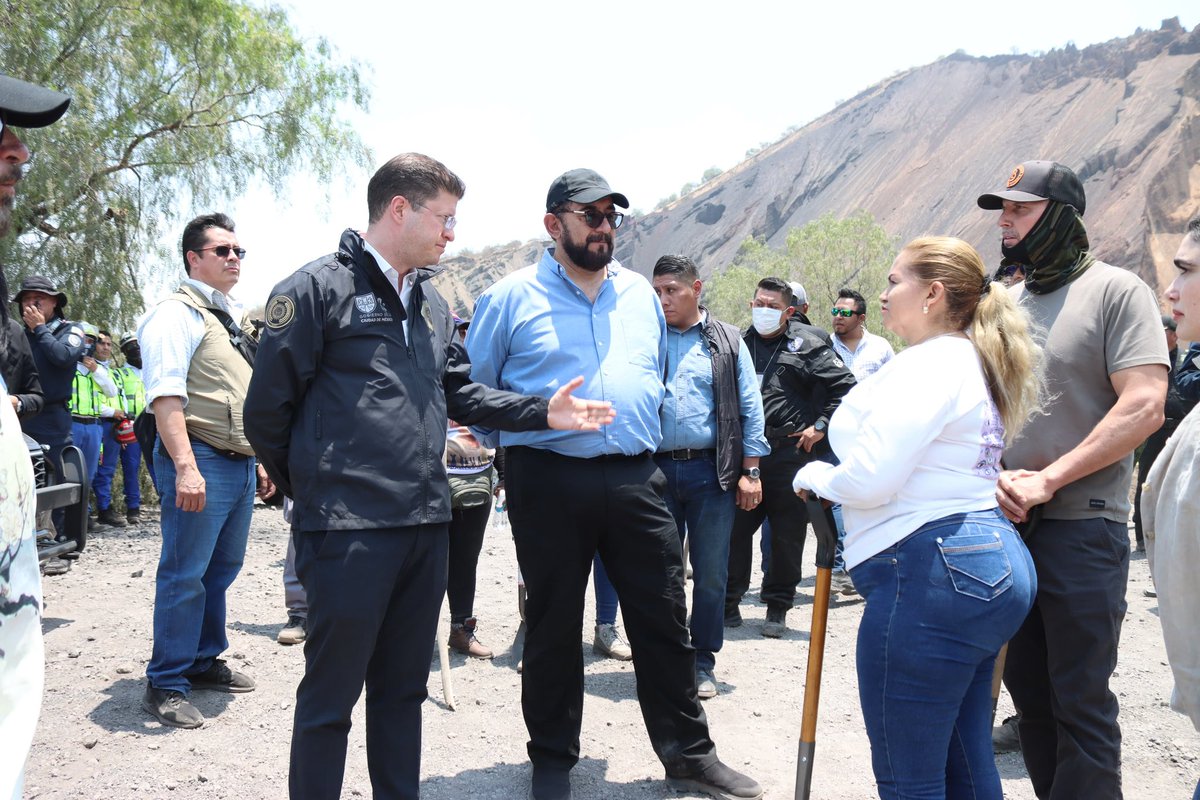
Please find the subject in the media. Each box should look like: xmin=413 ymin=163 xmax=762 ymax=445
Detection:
xmin=289 ymin=525 xmax=447 ymax=800
xmin=1004 ymin=518 xmax=1129 ymax=800
xmin=505 ymin=446 xmax=718 ymax=775
xmin=447 ymin=501 xmax=492 ymax=623
xmin=727 ymin=445 xmax=811 ymax=613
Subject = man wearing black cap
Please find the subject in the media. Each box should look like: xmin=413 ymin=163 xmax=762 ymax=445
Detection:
xmin=0 ymin=70 xmax=69 ymax=800
xmin=467 ymin=169 xmax=763 ymax=800
xmin=979 ymin=160 xmax=1169 ymax=799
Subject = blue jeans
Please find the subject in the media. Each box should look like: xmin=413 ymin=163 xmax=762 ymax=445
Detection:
xmin=72 ymin=420 xmax=102 ymax=511
xmin=850 ymin=508 xmax=1036 ymax=800
xmin=592 ymin=554 xmax=620 ymax=625
xmin=655 ymin=453 xmax=735 ymax=672
xmin=93 ymin=419 xmax=142 ymax=511
xmin=147 ymin=439 xmax=256 ymax=693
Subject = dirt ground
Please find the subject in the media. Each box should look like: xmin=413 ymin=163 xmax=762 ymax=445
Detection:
xmin=24 ymin=503 xmax=1200 ymax=799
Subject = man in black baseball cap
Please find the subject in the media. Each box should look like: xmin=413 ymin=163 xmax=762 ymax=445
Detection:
xmin=1 ymin=73 xmax=70 ymax=239
xmin=545 ymin=167 xmax=630 ymax=211
xmin=981 ymin=158 xmax=1169 ymax=799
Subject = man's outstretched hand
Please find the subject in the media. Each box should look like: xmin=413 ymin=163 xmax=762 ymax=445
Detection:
xmin=547 ymin=376 xmax=616 ymax=431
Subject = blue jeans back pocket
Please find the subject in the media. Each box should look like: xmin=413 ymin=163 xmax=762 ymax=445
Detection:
xmin=937 ymin=533 xmax=1013 ymax=601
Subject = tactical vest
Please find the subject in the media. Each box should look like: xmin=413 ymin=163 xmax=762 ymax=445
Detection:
xmin=169 ymin=284 xmax=254 ymax=456
xmin=69 ymin=370 xmax=103 ymax=418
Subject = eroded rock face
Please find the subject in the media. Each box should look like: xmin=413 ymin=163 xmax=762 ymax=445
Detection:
xmin=443 ymin=20 xmax=1200 ymax=307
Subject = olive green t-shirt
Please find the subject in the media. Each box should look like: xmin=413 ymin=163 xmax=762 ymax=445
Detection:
xmin=1005 ymin=261 xmax=1169 ymax=522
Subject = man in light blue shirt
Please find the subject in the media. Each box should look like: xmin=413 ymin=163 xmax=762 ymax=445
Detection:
xmin=651 ymin=255 xmax=768 ymax=700
xmin=467 ymin=169 xmax=762 ymax=800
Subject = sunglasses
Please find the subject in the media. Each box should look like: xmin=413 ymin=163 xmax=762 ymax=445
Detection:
xmin=562 ymin=209 xmax=625 ymax=230
xmin=830 ymin=308 xmax=857 ymax=318
xmin=997 ymin=264 xmax=1023 ymax=278
xmin=195 ymin=245 xmax=247 ymax=259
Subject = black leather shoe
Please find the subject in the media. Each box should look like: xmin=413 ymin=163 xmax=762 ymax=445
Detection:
xmin=187 ymin=658 xmax=255 ymax=693
xmin=666 ymin=760 xmax=763 ymax=799
xmin=529 ymin=767 xmax=571 ymax=800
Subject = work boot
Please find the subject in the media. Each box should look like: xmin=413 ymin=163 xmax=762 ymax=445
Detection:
xmin=830 ymin=570 xmax=858 ymax=597
xmin=593 ymin=623 xmax=632 ymax=660
xmin=449 ymin=617 xmax=494 ymax=659
xmin=126 ymin=507 xmax=141 ymax=525
xmin=187 ymin=658 xmax=255 ymax=693
xmin=762 ymin=608 xmax=787 ymax=638
xmin=723 ymin=605 xmax=742 ymax=628
xmin=97 ymin=506 xmax=127 ymax=528
xmin=666 ymin=759 xmax=764 ymax=799
xmin=529 ymin=766 xmax=571 ymax=800
xmin=277 ymin=615 xmax=307 ymax=645
xmin=992 ymin=714 xmax=1021 ymax=754
xmin=42 ymin=556 xmax=71 ymax=576
xmin=143 ymin=686 xmax=204 ymax=729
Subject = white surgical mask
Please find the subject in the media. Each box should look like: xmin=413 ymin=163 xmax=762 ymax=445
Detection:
xmin=751 ymin=307 xmax=784 ymax=335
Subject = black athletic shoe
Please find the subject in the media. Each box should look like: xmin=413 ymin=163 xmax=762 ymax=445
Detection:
xmin=666 ymin=760 xmax=763 ymax=799
xmin=187 ymin=658 xmax=255 ymax=693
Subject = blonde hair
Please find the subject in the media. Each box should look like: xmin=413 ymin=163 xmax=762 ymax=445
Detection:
xmin=902 ymin=236 xmax=1043 ymax=443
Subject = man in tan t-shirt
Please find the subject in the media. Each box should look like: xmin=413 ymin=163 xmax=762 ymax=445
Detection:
xmin=978 ymin=161 xmax=1168 ymax=799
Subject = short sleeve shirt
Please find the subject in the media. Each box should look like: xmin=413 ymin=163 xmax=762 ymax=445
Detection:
xmin=1005 ymin=262 xmax=1169 ymax=521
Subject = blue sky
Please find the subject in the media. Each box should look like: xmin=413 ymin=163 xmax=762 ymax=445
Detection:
xmin=208 ymin=1 xmax=1197 ymax=308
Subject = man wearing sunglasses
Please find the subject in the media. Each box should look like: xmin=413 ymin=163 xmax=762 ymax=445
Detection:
xmin=467 ymin=168 xmax=763 ymax=800
xmin=138 ymin=212 xmax=276 ymax=730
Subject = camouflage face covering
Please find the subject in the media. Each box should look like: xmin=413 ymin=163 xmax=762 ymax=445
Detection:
xmin=1001 ymin=200 xmax=1095 ymax=295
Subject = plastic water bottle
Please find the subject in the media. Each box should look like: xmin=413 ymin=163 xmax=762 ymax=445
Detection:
xmin=494 ymin=489 xmax=507 ymax=527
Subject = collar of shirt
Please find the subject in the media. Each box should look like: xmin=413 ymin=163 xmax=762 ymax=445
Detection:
xmin=362 ymin=239 xmax=416 ymax=307
xmin=183 ymin=277 xmax=240 ymax=317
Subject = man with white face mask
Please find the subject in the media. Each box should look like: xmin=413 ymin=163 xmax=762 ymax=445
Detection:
xmin=725 ymin=277 xmax=856 ymax=637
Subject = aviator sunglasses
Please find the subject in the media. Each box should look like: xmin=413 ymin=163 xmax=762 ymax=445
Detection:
xmin=194 ymin=244 xmax=247 ymax=259
xmin=830 ymin=308 xmax=858 ymax=318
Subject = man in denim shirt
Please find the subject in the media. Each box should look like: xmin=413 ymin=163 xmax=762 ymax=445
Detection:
xmin=467 ymin=169 xmax=762 ymax=800
xmin=651 ymin=254 xmax=768 ymax=700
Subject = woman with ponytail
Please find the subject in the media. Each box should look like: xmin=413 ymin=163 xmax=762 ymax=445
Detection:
xmin=794 ymin=236 xmax=1043 ymax=799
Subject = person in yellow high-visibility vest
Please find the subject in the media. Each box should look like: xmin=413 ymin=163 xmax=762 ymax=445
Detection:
xmin=70 ymin=322 xmax=117 ymax=528
xmin=92 ymin=328 xmax=146 ymax=526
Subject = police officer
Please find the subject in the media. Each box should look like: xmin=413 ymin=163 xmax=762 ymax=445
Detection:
xmin=725 ymin=276 xmax=856 ymax=637
xmin=69 ymin=322 xmax=117 ymax=524
xmin=93 ymin=327 xmax=145 ymax=526
xmin=16 ymin=275 xmax=87 ymax=534
xmin=118 ymin=331 xmax=157 ymax=490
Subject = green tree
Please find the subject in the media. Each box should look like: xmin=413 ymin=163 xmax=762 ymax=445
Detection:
xmin=701 ymin=166 xmax=722 ymax=183
xmin=0 ymin=0 xmax=371 ymax=330
xmin=704 ymin=211 xmax=902 ymax=349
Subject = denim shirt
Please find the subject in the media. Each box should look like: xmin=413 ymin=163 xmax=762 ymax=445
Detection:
xmin=466 ymin=249 xmax=667 ymax=457
xmin=658 ymin=314 xmax=769 ymax=457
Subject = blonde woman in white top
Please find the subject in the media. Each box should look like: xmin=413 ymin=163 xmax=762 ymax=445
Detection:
xmin=795 ymin=236 xmax=1043 ymax=800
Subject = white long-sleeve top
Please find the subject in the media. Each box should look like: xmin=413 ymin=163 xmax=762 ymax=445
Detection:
xmin=794 ymin=335 xmax=1004 ymax=569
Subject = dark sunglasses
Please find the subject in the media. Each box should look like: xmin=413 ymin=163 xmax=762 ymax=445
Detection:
xmin=830 ymin=308 xmax=857 ymax=318
xmin=562 ymin=209 xmax=624 ymax=230
xmin=195 ymin=245 xmax=246 ymax=259
xmin=997 ymin=264 xmax=1022 ymax=278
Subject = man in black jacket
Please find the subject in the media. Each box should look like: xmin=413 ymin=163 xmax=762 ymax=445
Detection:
xmin=244 ymin=152 xmax=613 ymax=800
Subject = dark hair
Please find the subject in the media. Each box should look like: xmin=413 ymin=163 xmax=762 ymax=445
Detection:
xmin=367 ymin=153 xmax=465 ymax=224
xmin=181 ymin=212 xmax=236 ymax=274
xmin=756 ymin=276 xmax=794 ymax=307
xmin=1188 ymin=213 xmax=1200 ymax=242
xmin=837 ymin=287 xmax=867 ymax=316
xmin=652 ymin=254 xmax=699 ymax=282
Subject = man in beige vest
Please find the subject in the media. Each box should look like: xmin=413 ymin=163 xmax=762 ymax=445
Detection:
xmin=138 ymin=212 xmax=275 ymax=729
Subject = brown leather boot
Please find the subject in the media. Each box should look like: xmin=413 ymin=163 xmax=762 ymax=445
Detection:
xmin=449 ymin=617 xmax=493 ymax=659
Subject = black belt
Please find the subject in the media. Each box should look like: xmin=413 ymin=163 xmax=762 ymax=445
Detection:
xmin=660 ymin=448 xmax=715 ymax=461
xmin=71 ymin=415 xmax=99 ymax=425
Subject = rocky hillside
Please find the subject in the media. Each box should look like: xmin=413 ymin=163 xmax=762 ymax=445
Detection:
xmin=440 ymin=19 xmax=1200 ymax=308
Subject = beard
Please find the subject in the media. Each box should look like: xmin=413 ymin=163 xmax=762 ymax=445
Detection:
xmin=560 ymin=229 xmax=613 ymax=272
xmin=0 ymin=163 xmax=23 ymax=239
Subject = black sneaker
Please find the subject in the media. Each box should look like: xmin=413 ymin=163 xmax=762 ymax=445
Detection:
xmin=277 ymin=615 xmax=307 ymax=645
xmin=762 ymin=607 xmax=787 ymax=638
xmin=143 ymin=685 xmax=204 ymax=729
xmin=187 ymin=658 xmax=256 ymax=693
xmin=126 ymin=507 xmax=142 ymax=525
xmin=97 ymin=507 xmax=127 ymax=528
xmin=723 ymin=606 xmax=742 ymax=628
xmin=529 ymin=767 xmax=571 ymax=800
xmin=666 ymin=760 xmax=763 ymax=799
xmin=992 ymin=714 xmax=1021 ymax=754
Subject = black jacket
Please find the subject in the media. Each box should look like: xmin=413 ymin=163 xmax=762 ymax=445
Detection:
xmin=744 ymin=318 xmax=856 ymax=457
xmin=697 ymin=311 xmax=744 ymax=491
xmin=245 ymin=229 xmax=550 ymax=532
xmin=0 ymin=318 xmax=44 ymax=419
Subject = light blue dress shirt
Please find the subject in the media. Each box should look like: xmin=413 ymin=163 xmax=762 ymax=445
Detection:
xmin=466 ymin=249 xmax=666 ymax=457
xmin=658 ymin=312 xmax=770 ymax=457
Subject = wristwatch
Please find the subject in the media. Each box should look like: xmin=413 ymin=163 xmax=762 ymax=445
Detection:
xmin=741 ymin=467 xmax=761 ymax=480
xmin=814 ymin=419 xmax=827 ymax=433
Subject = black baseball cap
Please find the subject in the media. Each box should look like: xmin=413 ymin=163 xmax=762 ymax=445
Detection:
xmin=0 ymin=73 xmax=70 ymax=128
xmin=12 ymin=275 xmax=68 ymax=308
xmin=546 ymin=168 xmax=629 ymax=212
xmin=977 ymin=160 xmax=1086 ymax=215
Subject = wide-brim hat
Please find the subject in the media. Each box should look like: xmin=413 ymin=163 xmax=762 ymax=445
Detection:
xmin=12 ymin=274 xmax=68 ymax=308
xmin=0 ymin=73 xmax=70 ymax=128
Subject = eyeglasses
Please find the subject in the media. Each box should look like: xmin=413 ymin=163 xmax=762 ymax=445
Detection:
xmin=997 ymin=265 xmax=1023 ymax=278
xmin=561 ymin=209 xmax=624 ymax=230
xmin=414 ymin=203 xmax=457 ymax=231
xmin=830 ymin=308 xmax=858 ymax=318
xmin=195 ymin=245 xmax=246 ymax=259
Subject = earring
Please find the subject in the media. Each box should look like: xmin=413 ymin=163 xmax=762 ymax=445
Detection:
xmin=922 ymin=305 xmax=929 ymax=315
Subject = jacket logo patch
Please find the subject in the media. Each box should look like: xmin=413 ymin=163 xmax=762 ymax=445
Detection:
xmin=355 ymin=293 xmax=378 ymax=314
xmin=787 ymin=338 xmax=801 ymax=352
xmin=1006 ymin=165 xmax=1024 ymax=188
xmin=266 ymin=295 xmax=296 ymax=329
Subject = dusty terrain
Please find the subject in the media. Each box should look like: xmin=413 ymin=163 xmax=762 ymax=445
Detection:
xmin=25 ymin=503 xmax=1200 ymax=799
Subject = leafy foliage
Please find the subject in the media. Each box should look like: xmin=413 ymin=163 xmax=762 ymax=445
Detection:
xmin=0 ymin=0 xmax=371 ymax=330
xmin=704 ymin=211 xmax=902 ymax=349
